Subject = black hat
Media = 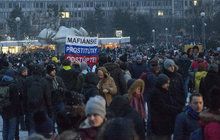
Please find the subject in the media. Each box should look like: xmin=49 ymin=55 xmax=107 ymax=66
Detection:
xmin=119 ymin=54 xmax=127 ymax=62
xmin=46 ymin=64 xmax=56 ymax=74
xmin=156 ymin=74 xmax=169 ymax=87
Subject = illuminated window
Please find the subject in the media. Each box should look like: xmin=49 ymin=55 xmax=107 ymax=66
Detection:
xmin=61 ymin=12 xmax=70 ymax=18
xmin=158 ymin=10 xmax=164 ymax=16
xmin=193 ymin=0 xmax=198 ymax=6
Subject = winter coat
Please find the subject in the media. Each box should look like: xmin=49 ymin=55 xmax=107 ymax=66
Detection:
xmin=199 ymin=72 xmax=220 ymax=107
xmin=79 ymin=118 xmax=102 ymax=140
xmin=149 ymin=86 xmax=181 ymax=135
xmin=1 ymin=77 xmax=21 ymax=119
xmin=104 ymin=63 xmax=127 ymax=95
xmin=163 ymin=69 xmax=185 ymax=110
xmin=44 ymin=74 xmax=66 ymax=104
xmin=24 ymin=75 xmax=52 ymax=113
xmin=173 ymin=106 xmax=201 ymax=140
xmin=82 ymin=84 xmax=99 ymax=104
xmin=199 ymin=110 xmax=220 ymax=140
xmin=97 ymin=76 xmax=117 ymax=106
xmin=108 ymin=95 xmax=145 ymax=140
xmin=176 ymin=57 xmax=192 ymax=78
xmin=57 ymin=66 xmax=80 ymax=92
xmin=15 ymin=75 xmax=27 ymax=115
xmin=194 ymin=71 xmax=207 ymax=93
xmin=128 ymin=79 xmax=146 ymax=120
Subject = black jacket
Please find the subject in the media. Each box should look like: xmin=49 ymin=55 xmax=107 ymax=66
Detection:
xmin=163 ymin=69 xmax=185 ymax=110
xmin=149 ymin=87 xmax=181 ymax=135
xmin=58 ymin=68 xmax=80 ymax=92
xmin=108 ymin=95 xmax=145 ymax=140
xmin=199 ymin=71 xmax=220 ymax=107
xmin=1 ymin=77 xmax=21 ymax=119
xmin=104 ymin=63 xmax=127 ymax=95
xmin=24 ymin=75 xmax=52 ymax=113
xmin=44 ymin=75 xmax=66 ymax=104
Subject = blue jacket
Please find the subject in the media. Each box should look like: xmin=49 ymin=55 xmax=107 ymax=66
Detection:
xmin=173 ymin=106 xmax=200 ymax=140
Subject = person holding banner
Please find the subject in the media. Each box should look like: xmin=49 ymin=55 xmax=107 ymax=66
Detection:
xmin=97 ymin=67 xmax=117 ymax=106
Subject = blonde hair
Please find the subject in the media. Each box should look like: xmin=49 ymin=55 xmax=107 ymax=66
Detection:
xmin=128 ymin=79 xmax=145 ymax=100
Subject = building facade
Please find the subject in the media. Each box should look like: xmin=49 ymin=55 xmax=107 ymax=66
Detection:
xmin=0 ymin=0 xmax=206 ymax=36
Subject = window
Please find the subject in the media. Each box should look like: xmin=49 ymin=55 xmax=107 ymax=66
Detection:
xmin=21 ymin=2 xmax=26 ymax=8
xmin=86 ymin=2 xmax=90 ymax=7
xmin=9 ymin=2 xmax=12 ymax=8
xmin=110 ymin=1 xmax=113 ymax=7
xmin=35 ymin=2 xmax=39 ymax=8
xmin=78 ymin=12 xmax=81 ymax=17
xmin=40 ymin=2 xmax=43 ymax=8
xmin=90 ymin=2 xmax=93 ymax=7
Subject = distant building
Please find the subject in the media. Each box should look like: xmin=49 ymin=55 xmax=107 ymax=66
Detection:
xmin=0 ymin=0 xmax=216 ymax=36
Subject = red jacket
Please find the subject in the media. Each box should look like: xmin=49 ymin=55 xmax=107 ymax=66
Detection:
xmin=204 ymin=122 xmax=220 ymax=140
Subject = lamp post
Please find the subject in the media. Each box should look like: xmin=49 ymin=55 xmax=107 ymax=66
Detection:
xmin=165 ymin=28 xmax=168 ymax=50
xmin=200 ymin=12 xmax=206 ymax=50
xmin=152 ymin=29 xmax=155 ymax=47
xmin=15 ymin=17 xmax=21 ymax=40
xmin=192 ymin=25 xmax=195 ymax=44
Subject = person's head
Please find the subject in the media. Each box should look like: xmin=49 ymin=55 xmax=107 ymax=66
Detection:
xmin=62 ymin=59 xmax=71 ymax=66
xmin=46 ymin=63 xmax=56 ymax=77
xmin=97 ymin=118 xmax=139 ymax=140
xmin=189 ymin=94 xmax=204 ymax=113
xmin=163 ymin=59 xmax=177 ymax=73
xmin=85 ymin=96 xmax=106 ymax=127
xmin=208 ymin=86 xmax=220 ymax=112
xmin=136 ymin=55 xmax=143 ymax=64
xmin=156 ymin=74 xmax=170 ymax=91
xmin=80 ymin=61 xmax=88 ymax=71
xmin=149 ymin=58 xmax=160 ymax=74
xmin=187 ymin=48 xmax=193 ymax=56
xmin=19 ymin=66 xmax=28 ymax=76
xmin=127 ymin=79 xmax=145 ymax=99
xmin=193 ymin=46 xmax=199 ymax=54
xmin=97 ymin=67 xmax=109 ymax=80
xmin=32 ymin=64 xmax=44 ymax=75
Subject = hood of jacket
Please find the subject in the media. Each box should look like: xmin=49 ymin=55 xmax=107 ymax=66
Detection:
xmin=199 ymin=110 xmax=220 ymax=123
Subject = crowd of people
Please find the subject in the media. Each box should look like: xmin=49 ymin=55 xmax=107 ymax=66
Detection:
xmin=0 ymin=45 xmax=219 ymax=140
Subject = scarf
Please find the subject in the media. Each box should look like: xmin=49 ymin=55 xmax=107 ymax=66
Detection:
xmin=185 ymin=105 xmax=200 ymax=120
xmin=130 ymin=93 xmax=146 ymax=119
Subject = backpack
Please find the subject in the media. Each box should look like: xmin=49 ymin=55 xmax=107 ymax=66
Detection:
xmin=27 ymin=78 xmax=45 ymax=110
xmin=0 ymin=85 xmax=11 ymax=112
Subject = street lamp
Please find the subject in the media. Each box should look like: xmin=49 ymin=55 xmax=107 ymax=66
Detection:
xmin=165 ymin=28 xmax=168 ymax=50
xmin=200 ymin=12 xmax=206 ymax=50
xmin=15 ymin=17 xmax=21 ymax=40
xmin=192 ymin=25 xmax=195 ymax=44
xmin=152 ymin=29 xmax=155 ymax=47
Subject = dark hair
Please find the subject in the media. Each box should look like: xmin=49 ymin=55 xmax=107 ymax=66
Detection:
xmin=193 ymin=45 xmax=199 ymax=51
xmin=208 ymin=86 xmax=220 ymax=111
xmin=97 ymin=118 xmax=139 ymax=140
xmin=189 ymin=94 xmax=203 ymax=103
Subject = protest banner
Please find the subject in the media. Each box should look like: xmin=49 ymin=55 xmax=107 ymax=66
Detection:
xmin=65 ymin=36 xmax=99 ymax=66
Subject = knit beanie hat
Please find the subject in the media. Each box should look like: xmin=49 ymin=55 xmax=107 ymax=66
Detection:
xmin=163 ymin=59 xmax=176 ymax=70
xmin=156 ymin=74 xmax=170 ymax=87
xmin=80 ymin=61 xmax=88 ymax=71
xmin=85 ymin=96 xmax=106 ymax=118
